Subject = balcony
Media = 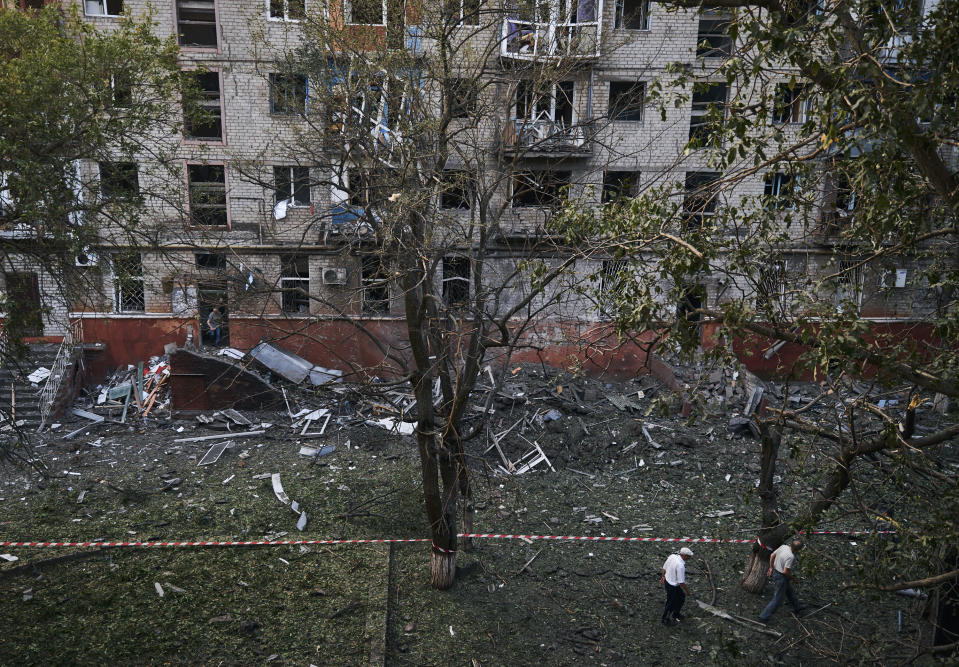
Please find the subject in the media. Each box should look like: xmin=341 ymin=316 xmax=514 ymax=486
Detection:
xmin=501 ymin=0 xmax=603 ymax=61
xmin=500 ymin=118 xmax=592 ymax=156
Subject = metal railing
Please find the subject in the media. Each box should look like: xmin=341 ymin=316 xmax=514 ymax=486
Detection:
xmin=37 ymin=320 xmax=82 ymax=432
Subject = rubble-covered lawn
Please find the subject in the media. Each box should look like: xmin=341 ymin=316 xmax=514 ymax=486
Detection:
xmin=0 ymin=363 xmax=954 ymax=664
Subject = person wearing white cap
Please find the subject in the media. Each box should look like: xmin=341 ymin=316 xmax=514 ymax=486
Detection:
xmin=660 ymin=547 xmax=693 ymax=625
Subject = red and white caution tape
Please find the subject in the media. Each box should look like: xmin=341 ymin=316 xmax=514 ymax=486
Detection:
xmin=0 ymin=530 xmax=894 ymax=549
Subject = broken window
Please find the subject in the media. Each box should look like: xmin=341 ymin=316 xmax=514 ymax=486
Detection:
xmin=689 ymin=82 xmax=726 ymax=144
xmin=84 ymin=0 xmax=122 ymax=15
xmin=361 ymin=255 xmax=390 ymax=314
xmin=99 ymin=162 xmax=139 ymax=200
xmin=280 ymin=254 xmax=311 ymax=314
xmin=274 ymin=166 xmax=311 ymax=206
xmin=602 ymin=171 xmax=639 ymax=203
xmin=188 ymin=164 xmax=228 ymax=227
xmin=600 ymin=259 xmax=627 ymax=314
xmin=439 ymin=170 xmax=473 ymax=209
xmin=515 ymin=80 xmax=574 ymax=125
xmin=773 ymin=82 xmax=809 ymax=124
xmin=111 ymin=71 xmax=133 ymax=107
xmin=447 ymin=78 xmax=479 ymax=118
xmin=821 ymin=170 xmax=857 ymax=232
xmin=683 ymin=171 xmax=720 ymax=229
xmin=182 ymin=70 xmax=222 ymax=141
xmin=614 ymin=0 xmax=649 ymax=29
xmin=12 ymin=0 xmax=48 ymax=9
xmin=697 ymin=7 xmax=733 ymax=57
xmin=176 ymin=0 xmax=218 ymax=48
xmin=511 ymin=170 xmax=571 ymax=207
xmin=328 ymin=69 xmax=387 ymax=136
xmin=757 ymin=261 xmax=787 ymax=312
xmin=195 ymin=252 xmax=226 ymax=271
xmin=608 ymin=81 xmax=645 ymax=121
xmin=346 ymin=0 xmax=385 ymax=24
xmin=676 ymin=284 xmax=706 ymax=340
xmin=269 ymin=0 xmax=305 ymax=20
xmin=835 ymin=258 xmax=864 ymax=310
xmin=270 ymin=73 xmax=308 ymax=115
xmin=763 ymin=172 xmax=794 ymax=210
xmin=113 ymin=251 xmax=145 ymax=313
xmin=442 ymin=256 xmax=471 ymax=308
xmin=446 ymin=0 xmax=480 ymax=24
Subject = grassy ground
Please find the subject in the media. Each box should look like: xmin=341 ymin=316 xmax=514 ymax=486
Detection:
xmin=0 ymin=385 xmax=952 ymax=664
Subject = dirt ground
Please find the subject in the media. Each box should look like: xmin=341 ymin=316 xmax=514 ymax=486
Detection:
xmin=0 ymin=364 xmax=954 ymax=664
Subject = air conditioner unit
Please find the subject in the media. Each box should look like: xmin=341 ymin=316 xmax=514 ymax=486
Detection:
xmin=322 ymin=268 xmax=348 ymax=285
xmin=75 ymin=252 xmax=98 ymax=267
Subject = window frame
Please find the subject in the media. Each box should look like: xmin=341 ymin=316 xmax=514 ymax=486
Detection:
xmin=439 ymin=170 xmax=474 ymax=210
xmin=446 ymin=0 xmax=480 ymax=25
xmin=182 ymin=69 xmax=225 ymax=143
xmin=696 ymin=8 xmax=733 ymax=58
xmin=835 ymin=258 xmax=864 ymax=310
xmin=602 ymin=170 xmax=640 ymax=203
xmin=98 ymin=161 xmax=140 ymax=200
xmin=267 ymin=0 xmax=306 ymax=21
xmin=763 ymin=171 xmax=795 ymax=210
xmin=613 ymin=0 xmax=650 ymax=30
xmin=510 ymin=170 xmax=572 ymax=208
xmin=683 ymin=171 xmax=721 ymax=229
xmin=269 ymin=72 xmax=309 ymax=115
xmin=175 ymin=0 xmax=220 ymax=50
xmin=608 ymin=80 xmax=646 ymax=122
xmin=84 ymin=0 xmax=123 ymax=18
xmin=688 ymin=82 xmax=727 ymax=144
xmin=447 ymin=78 xmax=479 ymax=119
xmin=279 ymin=254 xmax=311 ymax=315
xmin=186 ymin=162 xmax=230 ymax=229
xmin=361 ymin=255 xmax=390 ymax=314
xmin=112 ymin=251 xmax=145 ymax=313
xmin=442 ymin=256 xmax=471 ymax=309
xmin=274 ymin=166 xmax=312 ymax=207
xmin=772 ymin=82 xmax=809 ymax=124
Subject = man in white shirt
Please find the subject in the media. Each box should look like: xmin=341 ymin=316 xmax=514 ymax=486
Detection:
xmin=660 ymin=547 xmax=693 ymax=626
xmin=759 ymin=539 xmax=805 ymax=623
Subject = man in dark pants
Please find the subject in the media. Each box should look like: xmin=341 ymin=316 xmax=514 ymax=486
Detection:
xmin=660 ymin=547 xmax=693 ymax=625
xmin=759 ymin=539 xmax=805 ymax=623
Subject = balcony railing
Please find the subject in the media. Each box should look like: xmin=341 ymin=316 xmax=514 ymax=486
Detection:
xmin=501 ymin=0 xmax=603 ymax=60
xmin=501 ymin=118 xmax=592 ymax=155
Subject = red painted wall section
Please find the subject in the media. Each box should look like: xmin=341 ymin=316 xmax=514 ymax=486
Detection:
xmin=79 ymin=317 xmax=199 ymax=380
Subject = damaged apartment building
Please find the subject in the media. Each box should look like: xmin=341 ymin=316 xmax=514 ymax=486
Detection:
xmin=0 ymin=0 xmax=947 ymax=382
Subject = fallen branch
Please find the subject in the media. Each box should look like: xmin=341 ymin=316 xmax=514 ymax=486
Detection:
xmin=874 ymin=569 xmax=959 ymax=591
xmin=695 ymin=599 xmax=782 ymax=638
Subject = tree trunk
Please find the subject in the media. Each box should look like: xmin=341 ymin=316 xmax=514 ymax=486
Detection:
xmin=430 ymin=548 xmax=457 ymax=589
xmin=742 ymin=422 xmax=786 ymax=593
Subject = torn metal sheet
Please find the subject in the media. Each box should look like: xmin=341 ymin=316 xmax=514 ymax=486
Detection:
xmin=27 ymin=367 xmax=51 ymax=384
xmin=366 ymin=417 xmax=416 ymax=436
xmin=271 ymin=473 xmax=291 ymax=506
xmin=296 ymin=511 xmax=307 ymax=531
xmin=250 ymin=342 xmax=313 ymax=384
xmin=299 ymin=445 xmax=335 ymax=458
xmin=218 ymin=409 xmax=252 ymax=426
xmin=198 ymin=440 xmax=233 ymax=466
xmin=309 ymin=366 xmax=343 ymax=386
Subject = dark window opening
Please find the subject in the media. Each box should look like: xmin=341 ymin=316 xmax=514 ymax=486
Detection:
xmin=348 ymin=0 xmax=385 ymax=24
xmin=773 ymin=82 xmax=808 ymax=124
xmin=99 ymin=162 xmax=139 ymax=199
xmin=442 ymin=256 xmax=471 ymax=308
xmin=270 ymin=73 xmax=308 ymax=115
xmin=111 ymin=71 xmax=133 ymax=107
xmin=440 ymin=170 xmax=473 ymax=209
xmin=188 ymin=164 xmax=228 ymax=227
xmin=602 ymin=171 xmax=639 ymax=203
xmin=608 ymin=81 xmax=645 ymax=121
xmin=274 ymin=166 xmax=311 ymax=206
xmin=113 ymin=251 xmax=144 ymax=312
xmin=362 ymin=255 xmax=389 ymax=314
xmin=4 ymin=272 xmax=43 ymax=338
xmin=176 ymin=0 xmax=217 ymax=48
xmin=763 ymin=172 xmax=794 ymax=210
xmin=697 ymin=9 xmax=733 ymax=57
xmin=446 ymin=0 xmax=480 ymax=24
xmin=676 ymin=285 xmax=705 ymax=341
xmin=195 ymin=252 xmax=227 ymax=270
xmin=447 ymin=78 xmax=478 ymax=118
xmin=689 ymin=82 xmax=727 ymax=144
xmin=515 ymin=80 xmax=574 ymax=125
xmin=280 ymin=254 xmax=310 ymax=314
xmin=84 ymin=0 xmax=123 ymax=15
xmin=269 ymin=0 xmax=305 ymax=20
xmin=511 ymin=170 xmax=571 ymax=207
xmin=182 ymin=70 xmax=222 ymax=141
xmin=683 ymin=171 xmax=720 ymax=229
xmin=614 ymin=0 xmax=649 ymax=29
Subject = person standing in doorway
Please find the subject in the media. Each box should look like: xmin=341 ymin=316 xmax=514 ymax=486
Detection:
xmin=759 ymin=539 xmax=805 ymax=623
xmin=661 ymin=547 xmax=693 ymax=626
xmin=206 ymin=306 xmax=222 ymax=346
